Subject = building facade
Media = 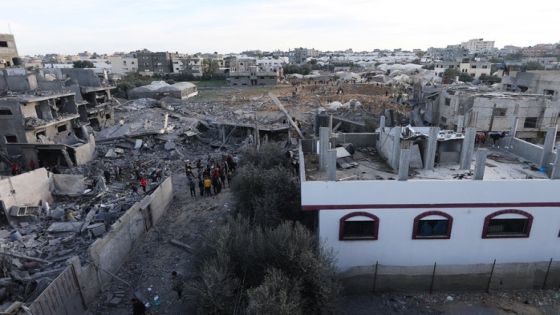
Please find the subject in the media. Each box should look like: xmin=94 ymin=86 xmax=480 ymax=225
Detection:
xmin=136 ymin=50 xmax=172 ymax=74
xmin=108 ymin=56 xmax=138 ymax=75
xmin=0 ymin=34 xmax=19 ymax=68
xmin=459 ymin=61 xmax=492 ymax=79
xmin=460 ymin=38 xmax=495 ymax=54
xmin=300 ymin=124 xmax=560 ymax=292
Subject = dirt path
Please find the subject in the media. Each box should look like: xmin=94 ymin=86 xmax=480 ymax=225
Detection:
xmin=87 ymin=175 xmax=232 ymax=314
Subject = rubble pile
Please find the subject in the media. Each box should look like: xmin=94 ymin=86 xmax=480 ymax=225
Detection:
xmin=0 ymin=179 xmax=149 ymax=306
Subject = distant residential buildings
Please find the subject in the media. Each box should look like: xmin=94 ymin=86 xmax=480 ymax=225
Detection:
xmin=136 ymin=50 xmax=172 ymax=74
xmin=108 ymin=55 xmax=138 ymax=75
xmin=289 ymin=47 xmax=319 ymax=64
xmin=459 ymin=61 xmax=492 ymax=79
xmin=460 ymin=38 xmax=495 ymax=54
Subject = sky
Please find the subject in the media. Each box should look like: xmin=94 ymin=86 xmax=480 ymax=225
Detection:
xmin=1 ymin=0 xmax=559 ymax=56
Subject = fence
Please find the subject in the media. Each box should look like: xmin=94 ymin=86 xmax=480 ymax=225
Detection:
xmin=340 ymin=259 xmax=560 ymax=294
xmin=26 ymin=263 xmax=86 ymax=315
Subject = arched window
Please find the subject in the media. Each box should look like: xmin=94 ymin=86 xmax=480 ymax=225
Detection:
xmin=339 ymin=212 xmax=379 ymax=241
xmin=482 ymin=209 xmax=533 ymax=238
xmin=412 ymin=211 xmax=453 ymax=239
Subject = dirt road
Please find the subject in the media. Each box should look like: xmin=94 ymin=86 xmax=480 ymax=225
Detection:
xmin=87 ymin=175 xmax=232 ymax=314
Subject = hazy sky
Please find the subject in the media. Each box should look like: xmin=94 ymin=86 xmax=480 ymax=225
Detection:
xmin=1 ymin=0 xmax=559 ymax=55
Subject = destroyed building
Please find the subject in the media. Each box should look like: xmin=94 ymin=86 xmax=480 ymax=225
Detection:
xmin=419 ymin=85 xmax=560 ymax=141
xmin=0 ymin=68 xmax=119 ymax=169
xmin=300 ymin=120 xmax=560 ymax=292
xmin=502 ymin=70 xmax=560 ymax=96
xmin=128 ymin=81 xmax=198 ymax=100
xmin=0 ymin=91 xmax=95 ymax=168
xmin=0 ymin=166 xmax=174 ymax=314
xmin=59 ymin=68 xmax=116 ymax=129
xmin=0 ymin=33 xmax=19 ymax=68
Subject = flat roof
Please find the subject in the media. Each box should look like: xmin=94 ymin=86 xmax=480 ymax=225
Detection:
xmin=305 ymin=146 xmax=549 ymax=182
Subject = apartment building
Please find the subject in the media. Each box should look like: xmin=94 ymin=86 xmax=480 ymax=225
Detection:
xmin=0 ymin=33 xmax=19 ymax=68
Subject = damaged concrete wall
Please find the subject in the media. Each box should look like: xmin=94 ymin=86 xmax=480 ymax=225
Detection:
xmin=0 ymin=168 xmax=52 ymax=210
xmin=376 ymin=128 xmax=400 ymax=169
xmin=51 ymin=173 xmax=85 ymax=196
xmin=334 ymin=133 xmax=377 ymax=148
xmin=81 ymin=177 xmax=173 ymax=302
xmin=72 ymin=134 xmax=96 ymax=165
xmin=340 ymin=260 xmax=560 ymax=293
xmin=509 ymin=137 xmax=543 ymax=165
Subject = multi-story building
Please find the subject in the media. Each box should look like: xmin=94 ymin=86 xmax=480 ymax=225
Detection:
xmin=0 ymin=33 xmax=19 ymax=68
xmin=433 ymin=86 xmax=560 ymax=140
xmin=0 ymin=91 xmax=95 ymax=168
xmin=136 ymin=50 xmax=172 ymax=74
xmin=434 ymin=61 xmax=460 ymax=78
xmin=59 ymin=68 xmax=116 ymax=129
xmin=256 ymin=57 xmax=287 ymax=72
xmin=289 ymin=48 xmax=320 ymax=64
xmin=502 ymin=70 xmax=560 ymax=97
xmin=521 ymin=44 xmax=560 ymax=57
xmin=227 ymin=66 xmax=279 ymax=86
xmin=426 ymin=46 xmax=468 ymax=61
xmin=0 ymin=68 xmax=116 ymax=167
xmin=460 ymin=38 xmax=495 ymax=54
xmin=108 ymin=55 xmax=138 ymax=75
xmin=459 ymin=61 xmax=492 ymax=79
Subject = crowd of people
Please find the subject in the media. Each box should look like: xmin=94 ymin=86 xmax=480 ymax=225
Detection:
xmin=185 ymin=154 xmax=237 ymax=198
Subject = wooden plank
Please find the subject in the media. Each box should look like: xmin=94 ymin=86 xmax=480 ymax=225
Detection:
xmin=268 ymin=92 xmax=304 ymax=139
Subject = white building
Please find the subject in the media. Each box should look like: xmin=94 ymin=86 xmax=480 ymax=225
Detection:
xmin=108 ymin=56 xmax=138 ymax=75
xmin=434 ymin=61 xmax=459 ymax=78
xmin=256 ymin=57 xmax=288 ymax=72
xmin=459 ymin=61 xmax=492 ymax=79
xmin=299 ymin=123 xmax=560 ymax=291
xmin=461 ymin=38 xmax=495 ymax=54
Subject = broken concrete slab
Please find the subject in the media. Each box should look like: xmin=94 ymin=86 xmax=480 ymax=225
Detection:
xmin=47 ymin=222 xmax=83 ymax=233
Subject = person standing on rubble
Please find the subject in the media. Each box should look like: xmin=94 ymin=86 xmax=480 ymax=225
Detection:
xmin=188 ymin=175 xmax=196 ymax=198
xmin=130 ymin=182 xmax=139 ymax=195
xmin=185 ymin=160 xmax=193 ymax=177
xmin=115 ymin=165 xmax=122 ymax=181
xmin=139 ymin=177 xmax=148 ymax=193
xmin=203 ymin=176 xmax=212 ymax=196
xmin=130 ymin=298 xmax=146 ymax=315
xmin=103 ymin=169 xmax=111 ymax=184
xmin=171 ymin=271 xmax=185 ymax=300
xmin=198 ymin=175 xmax=204 ymax=197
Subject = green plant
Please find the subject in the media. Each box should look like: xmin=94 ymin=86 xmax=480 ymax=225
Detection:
xmin=73 ymin=60 xmax=94 ymax=68
xmin=190 ymin=218 xmax=339 ymax=314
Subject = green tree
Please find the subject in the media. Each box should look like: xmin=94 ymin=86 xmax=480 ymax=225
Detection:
xmin=442 ymin=68 xmax=460 ymax=84
xmin=479 ymin=74 xmax=502 ymax=84
xmin=203 ymin=59 xmax=220 ymax=78
xmin=524 ymin=61 xmax=545 ymax=70
xmin=73 ymin=60 xmax=94 ymax=68
xmin=459 ymin=72 xmax=473 ymax=82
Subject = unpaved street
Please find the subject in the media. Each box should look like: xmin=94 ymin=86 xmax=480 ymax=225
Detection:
xmin=87 ymin=175 xmax=232 ymax=314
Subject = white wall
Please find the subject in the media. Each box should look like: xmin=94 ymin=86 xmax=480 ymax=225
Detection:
xmin=302 ymin=179 xmax=560 ymax=270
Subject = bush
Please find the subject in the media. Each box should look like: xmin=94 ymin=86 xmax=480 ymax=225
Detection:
xmin=479 ymin=74 xmax=502 ymax=84
xmin=246 ymin=268 xmax=302 ymax=315
xmin=73 ymin=60 xmax=94 ymax=68
xmin=190 ymin=218 xmax=339 ymax=314
xmin=231 ymin=144 xmax=301 ymax=226
xmin=458 ymin=73 xmax=473 ymax=82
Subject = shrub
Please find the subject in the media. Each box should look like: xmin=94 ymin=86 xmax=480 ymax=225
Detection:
xmin=190 ymin=218 xmax=339 ymax=314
